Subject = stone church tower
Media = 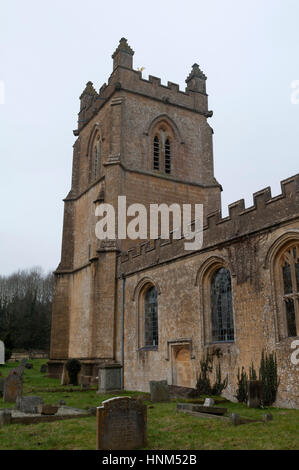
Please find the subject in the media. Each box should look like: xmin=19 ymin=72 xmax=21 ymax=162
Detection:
xmin=49 ymin=38 xmax=221 ymax=376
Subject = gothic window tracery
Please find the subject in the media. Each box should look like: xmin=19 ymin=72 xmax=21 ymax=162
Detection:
xmin=280 ymin=244 xmax=299 ymax=337
xmin=144 ymin=286 xmax=158 ymax=346
xmin=211 ymin=267 xmax=234 ymax=342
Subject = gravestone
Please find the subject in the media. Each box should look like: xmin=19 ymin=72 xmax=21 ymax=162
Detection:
xmin=97 ymin=364 xmax=122 ymax=393
xmin=21 ymin=358 xmax=28 ymax=366
xmin=230 ymin=413 xmax=241 ymax=426
xmin=203 ymin=398 xmax=215 ymax=407
xmin=0 ymin=410 xmax=12 ymax=427
xmin=96 ymin=397 xmax=147 ymax=450
xmin=247 ymin=380 xmax=263 ymax=408
xmin=3 ymin=371 xmax=23 ymax=402
xmin=149 ymin=380 xmax=169 ymax=402
xmin=262 ymin=413 xmax=273 ymax=422
xmin=40 ymin=364 xmax=47 ymax=373
xmin=25 ymin=363 xmax=33 ymax=369
xmin=0 ymin=340 xmax=4 ymax=365
xmin=16 ymin=396 xmax=44 ymax=413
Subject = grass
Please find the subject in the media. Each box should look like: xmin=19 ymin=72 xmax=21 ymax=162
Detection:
xmin=0 ymin=359 xmax=299 ymax=450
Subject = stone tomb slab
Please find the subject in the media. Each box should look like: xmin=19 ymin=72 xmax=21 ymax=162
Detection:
xmin=96 ymin=396 xmax=147 ymax=450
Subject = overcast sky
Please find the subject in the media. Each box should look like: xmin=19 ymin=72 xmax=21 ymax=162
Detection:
xmin=0 ymin=0 xmax=298 ymax=276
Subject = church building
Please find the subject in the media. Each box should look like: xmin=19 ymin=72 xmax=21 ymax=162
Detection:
xmin=48 ymin=39 xmax=299 ymax=408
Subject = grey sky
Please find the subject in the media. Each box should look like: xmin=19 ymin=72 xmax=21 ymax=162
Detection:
xmin=0 ymin=0 xmax=298 ymax=275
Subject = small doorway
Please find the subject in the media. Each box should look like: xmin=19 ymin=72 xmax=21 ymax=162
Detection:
xmin=171 ymin=344 xmax=192 ymax=388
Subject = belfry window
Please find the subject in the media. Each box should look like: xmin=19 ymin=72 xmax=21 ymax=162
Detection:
xmin=165 ymin=138 xmax=171 ymax=174
xmin=211 ymin=268 xmax=234 ymax=342
xmin=153 ymin=136 xmax=160 ymax=170
xmin=144 ymin=286 xmax=158 ymax=346
xmin=152 ymin=122 xmax=173 ymax=175
xmin=281 ymin=244 xmax=299 ymax=337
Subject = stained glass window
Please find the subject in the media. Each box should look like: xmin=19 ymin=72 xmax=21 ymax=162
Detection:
xmin=144 ymin=286 xmax=158 ymax=346
xmin=211 ymin=268 xmax=234 ymax=342
xmin=281 ymin=244 xmax=299 ymax=337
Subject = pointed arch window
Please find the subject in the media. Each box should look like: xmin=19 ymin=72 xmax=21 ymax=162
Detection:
xmin=144 ymin=286 xmax=158 ymax=346
xmin=211 ymin=268 xmax=234 ymax=342
xmin=94 ymin=138 xmax=101 ymax=180
xmin=281 ymin=244 xmax=299 ymax=337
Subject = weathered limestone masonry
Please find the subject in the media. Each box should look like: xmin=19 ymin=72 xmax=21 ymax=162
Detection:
xmin=49 ymin=39 xmax=299 ymax=408
xmin=116 ymin=175 xmax=299 ymax=408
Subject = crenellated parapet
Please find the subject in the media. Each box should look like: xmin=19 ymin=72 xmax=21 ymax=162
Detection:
xmin=117 ymin=174 xmax=299 ymax=276
xmin=74 ymin=38 xmax=212 ymax=135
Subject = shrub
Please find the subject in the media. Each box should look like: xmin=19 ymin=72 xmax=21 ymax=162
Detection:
xmin=66 ymin=358 xmax=81 ymax=385
xmin=196 ymin=352 xmax=228 ymax=396
xmin=259 ymin=350 xmax=279 ymax=406
xmin=235 ymin=366 xmax=248 ymax=403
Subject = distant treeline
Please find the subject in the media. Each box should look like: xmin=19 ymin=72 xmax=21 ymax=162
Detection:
xmin=0 ymin=267 xmax=53 ymax=356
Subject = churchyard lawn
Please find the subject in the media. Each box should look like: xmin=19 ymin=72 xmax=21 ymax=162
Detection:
xmin=0 ymin=359 xmax=298 ymax=450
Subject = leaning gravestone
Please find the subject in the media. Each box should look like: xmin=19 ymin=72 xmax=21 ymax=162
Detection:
xmin=96 ymin=397 xmax=147 ymax=450
xmin=149 ymin=380 xmax=169 ymax=402
xmin=0 ymin=341 xmax=4 ymax=365
xmin=247 ymin=380 xmax=263 ymax=408
xmin=3 ymin=371 xmax=23 ymax=402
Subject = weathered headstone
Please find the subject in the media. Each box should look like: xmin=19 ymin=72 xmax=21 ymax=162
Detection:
xmin=0 ymin=340 xmax=5 ymax=365
xmin=40 ymin=364 xmax=47 ymax=373
xmin=247 ymin=380 xmax=263 ymax=408
xmin=230 ymin=413 xmax=241 ymax=426
xmin=25 ymin=363 xmax=33 ymax=369
xmin=96 ymin=397 xmax=147 ymax=450
xmin=203 ymin=398 xmax=215 ymax=407
xmin=0 ymin=410 xmax=12 ymax=427
xmin=262 ymin=413 xmax=273 ymax=422
xmin=16 ymin=396 xmax=44 ymax=413
xmin=149 ymin=380 xmax=169 ymax=402
xmin=58 ymin=399 xmax=66 ymax=406
xmin=97 ymin=364 xmax=122 ymax=393
xmin=3 ymin=371 xmax=23 ymax=402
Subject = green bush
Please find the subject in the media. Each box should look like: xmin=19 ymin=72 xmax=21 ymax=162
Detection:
xmin=196 ymin=353 xmax=228 ymax=396
xmin=235 ymin=366 xmax=248 ymax=403
xmin=66 ymin=358 xmax=81 ymax=385
xmin=259 ymin=350 xmax=279 ymax=406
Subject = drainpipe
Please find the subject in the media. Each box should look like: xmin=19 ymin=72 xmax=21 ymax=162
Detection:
xmin=121 ymin=273 xmax=125 ymax=390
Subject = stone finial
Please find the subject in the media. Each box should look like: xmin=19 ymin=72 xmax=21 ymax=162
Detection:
xmin=80 ymin=81 xmax=98 ymax=100
xmin=112 ymin=38 xmax=134 ymax=70
xmin=185 ymin=63 xmax=207 ymax=93
xmin=79 ymin=81 xmax=98 ymax=111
